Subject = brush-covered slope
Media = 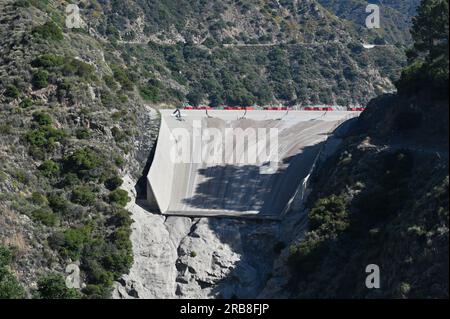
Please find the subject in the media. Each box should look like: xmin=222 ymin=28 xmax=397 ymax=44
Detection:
xmin=286 ymin=0 xmax=448 ymax=298
xmin=0 ymin=0 xmax=155 ymax=298
xmin=318 ymin=0 xmax=421 ymax=45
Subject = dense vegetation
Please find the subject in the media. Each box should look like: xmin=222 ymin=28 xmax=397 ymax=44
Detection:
xmin=289 ymin=148 xmax=448 ymax=298
xmin=397 ymin=0 xmax=449 ymax=97
xmin=35 ymin=273 xmax=80 ymax=299
xmin=0 ymin=0 xmax=135 ymax=298
xmin=78 ymin=0 xmax=409 ymax=107
xmin=0 ymin=246 xmax=25 ymax=298
xmin=318 ymin=0 xmax=421 ymax=45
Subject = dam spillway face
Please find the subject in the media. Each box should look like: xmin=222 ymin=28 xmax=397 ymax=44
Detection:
xmin=146 ymin=110 xmax=359 ymax=219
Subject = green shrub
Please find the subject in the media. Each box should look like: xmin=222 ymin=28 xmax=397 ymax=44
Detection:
xmin=32 ymin=208 xmax=58 ymax=226
xmin=288 ymin=195 xmax=349 ymax=273
xmin=0 ymin=246 xmax=25 ymax=299
xmin=71 ymin=186 xmax=96 ymax=206
xmin=309 ymin=195 xmax=349 ymax=233
xmin=84 ymin=259 xmax=114 ymax=287
xmin=0 ymin=124 xmax=12 ymax=135
xmin=50 ymin=227 xmax=91 ymax=260
xmin=108 ymin=208 xmax=132 ymax=228
xmin=0 ymin=246 xmax=12 ymax=267
xmin=288 ymin=235 xmax=327 ymax=273
xmin=4 ymin=84 xmax=20 ymax=99
xmin=111 ymin=226 xmax=132 ymax=250
xmin=100 ymin=90 xmax=115 ymax=108
xmin=103 ymin=75 xmax=117 ymax=90
xmin=82 ymin=284 xmax=110 ymax=298
xmin=139 ymin=85 xmax=160 ymax=102
xmin=62 ymin=59 xmax=95 ymax=78
xmin=104 ymin=176 xmax=123 ymax=191
xmin=63 ymin=148 xmax=104 ymax=181
xmin=75 ymin=128 xmax=91 ymax=140
xmin=25 ymin=126 xmax=65 ymax=154
xmin=111 ymin=110 xmax=127 ymax=121
xmin=47 ymin=193 xmax=70 ymax=215
xmin=36 ymin=274 xmax=80 ymax=299
xmin=0 ymin=268 xmax=25 ymax=299
xmin=108 ymin=189 xmax=130 ymax=207
xmin=32 ymin=21 xmax=64 ymax=41
xmin=103 ymin=250 xmax=132 ymax=276
xmin=397 ymin=282 xmax=411 ymax=298
xmin=396 ymin=0 xmax=449 ymax=96
xmin=118 ymin=94 xmax=128 ymax=103
xmin=111 ymin=65 xmax=134 ymax=91
xmin=111 ymin=127 xmax=128 ymax=143
xmin=32 ymin=70 xmax=49 ymax=89
xmin=31 ymin=54 xmax=64 ymax=68
xmin=114 ymin=155 xmax=125 ymax=168
xmin=186 ymin=90 xmax=204 ymax=106
xmin=38 ymin=160 xmax=60 ymax=178
xmin=11 ymin=169 xmax=28 ymax=185
xmin=59 ymin=172 xmax=80 ymax=188
xmin=76 ymin=232 xmax=132 ymax=296
xmin=30 ymin=192 xmax=48 ymax=206
xmin=13 ymin=0 xmax=30 ymax=8
xmin=397 ymin=60 xmax=424 ymax=91
xmin=26 ymin=127 xmax=53 ymax=147
xmin=32 ymin=112 xmax=52 ymax=126
xmin=20 ymin=98 xmax=33 ymax=108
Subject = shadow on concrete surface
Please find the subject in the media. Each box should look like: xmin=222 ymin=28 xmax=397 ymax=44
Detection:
xmin=180 ymin=143 xmax=322 ymax=217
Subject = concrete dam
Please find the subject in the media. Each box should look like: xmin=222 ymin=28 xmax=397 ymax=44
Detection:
xmin=146 ymin=110 xmax=359 ymax=219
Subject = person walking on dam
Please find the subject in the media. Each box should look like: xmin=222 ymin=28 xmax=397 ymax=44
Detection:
xmin=172 ymin=107 xmax=181 ymax=120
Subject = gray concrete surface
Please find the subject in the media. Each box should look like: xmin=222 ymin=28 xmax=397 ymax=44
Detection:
xmin=147 ymin=110 xmax=359 ymax=219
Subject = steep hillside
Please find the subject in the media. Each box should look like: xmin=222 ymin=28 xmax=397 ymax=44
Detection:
xmin=89 ymin=0 xmax=372 ymax=44
xmin=281 ymin=0 xmax=449 ymax=299
xmin=0 ymin=0 xmax=157 ymax=298
xmin=286 ymin=94 xmax=448 ymax=298
xmin=78 ymin=0 xmax=408 ymax=106
xmin=318 ymin=0 xmax=421 ymax=45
